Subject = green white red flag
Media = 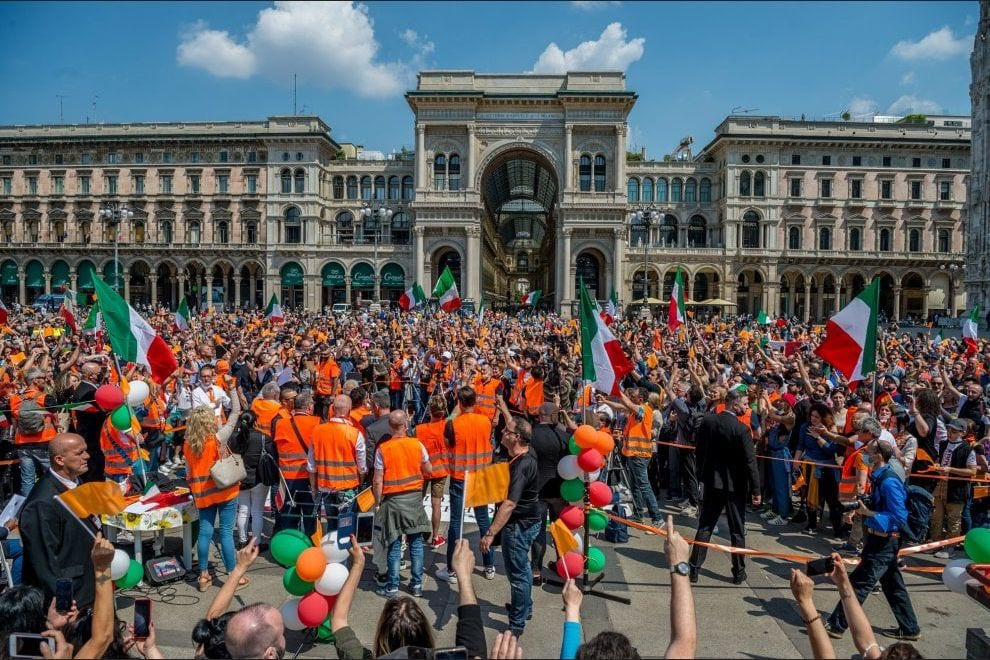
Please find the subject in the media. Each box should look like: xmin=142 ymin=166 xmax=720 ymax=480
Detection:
xmin=398 ymin=282 xmax=426 ymax=311
xmin=60 ymin=289 xmax=78 ymax=333
xmin=521 ymin=290 xmax=541 ymax=306
xmin=173 ymin=298 xmax=190 ymax=331
xmin=963 ymin=305 xmax=980 ymax=355
xmin=668 ymin=266 xmax=686 ymax=331
xmin=0 ymin=299 xmax=8 ymax=326
xmin=264 ymin=293 xmax=284 ymax=323
xmin=579 ymin=279 xmax=632 ymax=396
xmin=814 ymin=278 xmax=879 ymax=386
xmin=82 ymin=304 xmax=101 ymax=335
xmin=432 ymin=266 xmax=461 ymax=312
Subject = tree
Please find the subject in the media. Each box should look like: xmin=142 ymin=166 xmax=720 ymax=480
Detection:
xmin=841 ymin=111 xmax=851 ymax=121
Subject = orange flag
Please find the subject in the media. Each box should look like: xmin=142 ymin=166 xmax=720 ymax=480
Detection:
xmin=310 ymin=515 xmax=324 ymax=546
xmin=56 ymin=481 xmax=126 ymax=519
xmin=464 ymin=462 xmax=510 ymax=508
xmin=550 ymin=518 xmax=578 ymax=557
xmin=10 ymin=352 xmax=27 ymax=366
xmin=354 ymin=487 xmax=376 ymax=513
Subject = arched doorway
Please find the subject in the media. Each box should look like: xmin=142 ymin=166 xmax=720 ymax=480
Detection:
xmin=380 ymin=263 xmax=405 ymax=303
xmin=632 ymin=266 xmax=659 ymax=300
xmin=157 ymin=263 xmax=176 ymax=310
xmin=350 ymin=262 xmax=374 ymax=305
xmin=575 ymin=252 xmax=602 ymax=301
xmin=0 ymin=260 xmax=18 ymax=303
xmin=900 ymin=272 xmax=925 ymax=322
xmin=25 ymin=260 xmax=44 ymax=303
xmin=693 ymin=269 xmax=720 ymax=302
xmin=736 ymin=270 xmax=764 ymax=315
xmin=77 ymin=260 xmax=96 ymax=305
xmin=280 ymin=262 xmax=304 ymax=309
xmin=102 ymin=261 xmax=124 ymax=294
xmin=210 ymin=265 xmax=229 ymax=310
xmin=877 ymin=273 xmax=896 ymax=320
xmin=321 ymin=262 xmax=345 ymax=307
xmin=433 ymin=249 xmax=462 ymax=296
xmin=51 ymin=260 xmax=70 ymax=294
xmin=129 ymin=262 xmax=151 ymax=306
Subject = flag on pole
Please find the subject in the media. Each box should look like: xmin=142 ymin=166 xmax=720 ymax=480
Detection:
xmin=520 ymin=290 xmax=541 ymax=307
xmin=756 ymin=310 xmax=769 ymax=325
xmin=668 ymin=267 xmax=686 ymax=331
xmin=91 ymin=276 xmax=179 ymax=385
xmin=814 ymin=278 xmax=879 ymax=387
xmin=550 ymin=518 xmax=579 ymax=557
xmin=398 ymin=282 xmax=427 ymax=311
xmin=264 ymin=293 xmax=284 ymax=323
xmin=579 ymin=279 xmax=633 ymax=396
xmin=464 ymin=462 xmax=510 ymax=508
xmin=963 ymin=305 xmax=980 ymax=356
xmin=477 ymin=296 xmax=486 ymax=324
xmin=432 ymin=266 xmax=461 ymax=312
xmin=60 ymin=289 xmax=79 ymax=333
xmin=0 ymin=299 xmax=8 ymax=326
xmin=354 ymin=487 xmax=376 ymax=513
xmin=603 ymin=289 xmax=618 ymax=325
xmin=82 ymin=304 xmax=101 ymax=335
xmin=55 ymin=481 xmax=126 ymax=519
xmin=173 ymin=297 xmax=190 ymax=331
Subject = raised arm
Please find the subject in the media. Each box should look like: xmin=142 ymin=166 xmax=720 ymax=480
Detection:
xmin=206 ymin=539 xmax=259 ymax=620
xmin=828 ymin=554 xmax=882 ymax=659
xmin=664 ymin=516 xmax=696 ymax=659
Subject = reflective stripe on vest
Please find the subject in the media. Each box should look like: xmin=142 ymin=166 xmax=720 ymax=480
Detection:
xmin=379 ymin=436 xmax=426 ymax=495
xmin=450 ymin=412 xmax=492 ymax=479
xmin=185 ymin=436 xmax=239 ymax=507
xmin=473 ymin=378 xmax=500 ymax=420
xmin=622 ymin=406 xmax=654 ymax=458
xmin=274 ymin=414 xmax=320 ymax=481
xmin=100 ymin=422 xmax=138 ymax=476
xmin=838 ymin=447 xmax=866 ymax=502
xmin=312 ymin=420 xmax=360 ymax=491
xmin=416 ymin=419 xmax=449 ymax=479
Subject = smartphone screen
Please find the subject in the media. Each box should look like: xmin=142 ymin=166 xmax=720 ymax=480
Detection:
xmin=805 ymin=557 xmax=834 ymax=577
xmin=337 ymin=512 xmax=355 ymax=550
xmin=55 ymin=578 xmax=73 ymax=614
xmin=356 ymin=513 xmax=375 ymax=546
xmin=9 ymin=634 xmax=53 ymax=659
xmin=434 ymin=647 xmax=469 ymax=660
xmin=133 ymin=599 xmax=151 ymax=639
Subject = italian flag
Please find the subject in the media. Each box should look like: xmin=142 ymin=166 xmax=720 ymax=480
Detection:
xmin=579 ymin=279 xmax=632 ymax=396
xmin=0 ymin=299 xmax=8 ymax=326
xmin=91 ymin=276 xmax=178 ymax=385
xmin=521 ymin=290 xmax=541 ymax=306
xmin=963 ymin=305 xmax=980 ymax=356
xmin=398 ymin=282 xmax=426 ymax=311
xmin=603 ymin=289 xmax=618 ymax=325
xmin=668 ymin=266 xmax=686 ymax=331
xmin=814 ymin=278 xmax=879 ymax=386
xmin=265 ymin=293 xmax=284 ymax=323
xmin=477 ymin=296 xmax=486 ymax=324
xmin=432 ymin=266 xmax=461 ymax=312
xmin=173 ymin=298 xmax=190 ymax=332
xmin=60 ymin=289 xmax=78 ymax=333
xmin=756 ymin=310 xmax=769 ymax=325
xmin=82 ymin=304 xmax=101 ymax=335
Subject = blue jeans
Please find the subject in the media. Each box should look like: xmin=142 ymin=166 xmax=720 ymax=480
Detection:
xmin=388 ymin=531 xmax=425 ymax=591
xmin=2 ymin=538 xmax=23 ymax=585
xmin=768 ymin=449 xmax=793 ymax=518
xmin=446 ymin=477 xmax=495 ymax=571
xmin=625 ymin=455 xmax=661 ymax=520
xmin=318 ymin=490 xmax=356 ymax=534
xmin=197 ymin=499 xmax=238 ymax=573
xmin=18 ymin=446 xmax=51 ymax=497
xmin=502 ymin=519 xmax=542 ymax=631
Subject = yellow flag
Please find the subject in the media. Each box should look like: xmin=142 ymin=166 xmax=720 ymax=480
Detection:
xmin=464 ymin=462 xmax=510 ymax=508
xmin=550 ymin=518 xmax=578 ymax=557
xmin=10 ymin=352 xmax=27 ymax=366
xmin=355 ymin=487 xmax=376 ymax=513
xmin=56 ymin=481 xmax=126 ymax=518
xmin=310 ymin=515 xmax=324 ymax=547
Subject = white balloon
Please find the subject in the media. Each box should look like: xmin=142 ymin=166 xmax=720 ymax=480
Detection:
xmin=125 ymin=380 xmax=150 ymax=406
xmin=320 ymin=532 xmax=350 ymax=564
xmin=280 ymin=598 xmax=306 ymax=631
xmin=314 ymin=562 xmax=349 ymax=596
xmin=110 ymin=549 xmax=131 ymax=580
xmin=557 ymin=455 xmax=583 ymax=481
xmin=942 ymin=557 xmax=975 ymax=594
xmin=587 ymin=469 xmax=602 ymax=482
xmin=572 ymin=529 xmax=585 ymax=553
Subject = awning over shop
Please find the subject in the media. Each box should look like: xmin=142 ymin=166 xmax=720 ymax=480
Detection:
xmin=25 ymin=261 xmax=44 ymax=288
xmin=281 ymin=262 xmax=304 ymax=286
xmin=380 ymin=263 xmax=405 ymax=289
xmin=0 ymin=260 xmax=18 ymax=286
xmin=321 ymin=262 xmax=345 ymax=287
xmin=351 ymin=263 xmax=374 ymax=290
xmin=77 ymin=261 xmax=96 ymax=291
xmin=51 ymin=260 xmax=70 ymax=287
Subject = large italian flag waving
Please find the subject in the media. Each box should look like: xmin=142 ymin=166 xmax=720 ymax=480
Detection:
xmin=668 ymin=266 xmax=686 ymax=331
xmin=579 ymin=279 xmax=632 ymax=396
xmin=173 ymin=298 xmax=190 ymax=331
xmin=398 ymin=283 xmax=426 ymax=311
xmin=815 ymin=278 xmax=879 ymax=386
xmin=265 ymin=293 xmax=284 ymax=323
xmin=92 ymin=276 xmax=178 ymax=384
xmin=432 ymin=266 xmax=461 ymax=312
xmin=963 ymin=305 xmax=980 ymax=355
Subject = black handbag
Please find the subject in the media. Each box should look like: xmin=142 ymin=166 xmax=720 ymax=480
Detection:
xmin=257 ymin=438 xmax=279 ymax=487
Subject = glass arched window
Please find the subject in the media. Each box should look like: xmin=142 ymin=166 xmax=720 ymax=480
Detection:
xmin=245 ymin=222 xmax=257 ymax=244
xmin=627 ymin=178 xmax=640 ymax=202
xmin=849 ymin=227 xmax=861 ymax=251
xmin=819 ymin=227 xmax=832 ymax=250
xmin=360 ymin=176 xmax=372 ymax=200
xmin=294 ymin=169 xmax=305 ymax=193
xmin=641 ymin=177 xmax=653 ymax=202
xmin=161 ymin=221 xmax=172 ymax=244
xmin=656 ymin=178 xmax=668 ymax=202
xmin=579 ymin=155 xmax=592 ymax=192
xmin=448 ymin=154 xmax=461 ymax=191
xmin=754 ymin=171 xmax=766 ymax=197
xmin=217 ymin=221 xmax=229 ymax=244
xmin=938 ymin=229 xmax=950 ymax=252
xmin=390 ymin=212 xmax=410 ymax=244
xmin=388 ymin=176 xmax=400 ymax=201
xmin=788 ymin=226 xmax=801 ymax=249
xmin=189 ymin=221 xmax=201 ymax=244
xmin=336 ymin=211 xmax=354 ymax=244
xmin=433 ymin=155 xmax=446 ymax=191
xmin=661 ymin=214 xmax=678 ymax=246
xmin=689 ymin=215 xmax=706 ymax=247
xmin=699 ymin=178 xmax=712 ymax=203
xmin=685 ymin=178 xmax=697 ymax=203
xmin=346 ymin=176 xmax=358 ymax=200
xmin=671 ymin=178 xmax=683 ymax=202
xmin=880 ymin=228 xmax=891 ymax=251
xmin=280 ymin=169 xmax=291 ymax=194
xmin=284 ymin=207 xmax=302 ymax=244
xmin=593 ymin=155 xmax=607 ymax=192
xmin=374 ymin=175 xmax=386 ymax=201
xmin=333 ymin=176 xmax=344 ymax=199
xmin=517 ymin=252 xmax=529 ymax=272
xmin=739 ymin=171 xmax=751 ymax=197
xmin=401 ymin=176 xmax=414 ymax=200
xmin=909 ymin=228 xmax=920 ymax=252
xmin=742 ymin=210 xmax=760 ymax=248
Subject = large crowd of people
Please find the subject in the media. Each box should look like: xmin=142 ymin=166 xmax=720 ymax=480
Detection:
xmin=0 ymin=298 xmax=987 ymax=658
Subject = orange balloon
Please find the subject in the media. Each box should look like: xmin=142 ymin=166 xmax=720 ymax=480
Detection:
xmin=574 ymin=424 xmax=598 ymax=449
xmin=295 ymin=547 xmax=327 ymax=582
xmin=592 ymin=430 xmax=615 ymax=456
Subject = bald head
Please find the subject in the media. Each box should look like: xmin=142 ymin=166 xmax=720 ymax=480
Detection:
xmin=538 ymin=402 xmax=558 ymax=422
xmin=225 ymin=603 xmax=285 ymax=659
xmin=388 ymin=409 xmax=409 ymax=433
xmin=81 ymin=361 xmax=101 ymax=381
xmin=332 ymin=395 xmax=352 ymax=417
xmin=49 ymin=433 xmax=89 ymax=480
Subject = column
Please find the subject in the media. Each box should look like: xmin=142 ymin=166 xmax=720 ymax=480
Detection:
xmin=465 ymin=226 xmax=481 ymax=302
xmin=921 ymin=287 xmax=930 ymax=321
xmin=765 ymin=282 xmax=779 ymax=316
xmin=414 ymin=226 xmax=426 ymax=285
xmin=374 ymin=267 xmax=381 ymax=302
xmin=803 ymin=282 xmax=812 ymax=323
xmin=177 ymin=275 xmax=186 ymax=305
xmin=415 ymin=123 xmax=426 ymax=189
xmin=248 ymin=274 xmax=256 ymax=309
xmin=833 ymin=285 xmax=841 ymax=315
xmin=44 ymin=269 xmax=51 ymax=295
xmin=614 ymin=125 xmax=627 ymax=194
xmin=150 ymin=276 xmax=158 ymax=309
xmin=787 ymin=283 xmax=795 ymax=317
xmin=69 ymin=271 xmax=77 ymax=295
xmin=562 ymin=227 xmax=574 ymax=306
xmin=815 ymin=281 xmax=824 ymax=321
xmin=612 ymin=227 xmax=625 ymax=302
xmin=345 ymin=276 xmax=352 ymax=304
xmin=233 ymin=277 xmax=241 ymax=309
xmin=123 ymin=268 xmax=131 ymax=303
xmin=893 ymin=286 xmax=902 ymax=322
xmin=18 ymin=267 xmax=26 ymax=306
xmin=564 ymin=125 xmax=573 ymax=191
xmin=467 ymin=123 xmax=476 ymax=190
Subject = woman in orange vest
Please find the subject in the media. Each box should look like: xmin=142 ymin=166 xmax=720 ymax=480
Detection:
xmin=99 ymin=417 xmax=139 ymax=488
xmin=184 ymin=390 xmax=244 ymax=592
xmin=415 ymin=395 xmax=451 ymax=549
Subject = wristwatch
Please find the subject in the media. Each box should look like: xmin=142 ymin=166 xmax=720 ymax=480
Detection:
xmin=671 ymin=561 xmax=691 ymax=577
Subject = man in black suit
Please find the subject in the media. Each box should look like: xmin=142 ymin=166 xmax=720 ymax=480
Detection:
xmin=20 ymin=432 xmax=100 ymax=606
xmin=72 ymin=360 xmax=108 ymax=483
xmin=689 ymin=387 xmax=761 ymax=585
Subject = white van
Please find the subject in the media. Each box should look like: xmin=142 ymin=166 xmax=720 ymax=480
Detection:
xmin=331 ymin=303 xmax=352 ymax=316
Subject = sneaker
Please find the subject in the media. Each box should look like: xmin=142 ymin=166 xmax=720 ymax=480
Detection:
xmin=767 ymin=515 xmax=787 ymax=526
xmin=680 ymin=504 xmax=698 ymax=517
xmin=430 ymin=535 xmax=447 ymax=550
xmin=732 ymin=570 xmax=747 ymax=584
xmin=823 ymin=621 xmax=844 ymax=639
xmin=409 ymin=583 xmax=423 ymax=597
xmin=646 ymin=518 xmax=663 ymax=534
xmin=790 ymin=510 xmax=808 ymax=524
xmin=375 ymin=587 xmax=399 ymax=598
xmin=484 ymin=566 xmax=497 ymax=580
xmin=435 ymin=567 xmax=458 ymax=584
xmin=760 ymin=510 xmax=775 ymax=520
xmin=158 ymin=465 xmax=171 ymax=475
xmin=881 ymin=628 xmax=920 ymax=641
xmin=933 ymin=550 xmax=952 ymax=559
xmin=834 ymin=542 xmax=861 ymax=556
xmin=374 ymin=572 xmax=388 ymax=587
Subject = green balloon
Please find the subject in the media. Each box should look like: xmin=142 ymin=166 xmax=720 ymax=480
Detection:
xmin=964 ymin=527 xmax=990 ymax=563
xmin=271 ymin=530 xmax=312 ymax=568
xmin=110 ymin=405 xmax=132 ymax=430
xmin=115 ymin=559 xmax=144 ymax=589
xmin=282 ymin=567 xmax=315 ymax=596
xmin=560 ymin=478 xmax=585 ymax=503
xmin=586 ymin=547 xmax=606 ymax=573
xmin=317 ymin=616 xmax=335 ymax=643
xmin=588 ymin=510 xmax=608 ymax=532
xmin=568 ymin=436 xmax=581 ymax=455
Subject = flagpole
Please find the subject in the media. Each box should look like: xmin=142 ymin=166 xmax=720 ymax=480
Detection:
xmin=111 ymin=352 xmax=148 ymax=493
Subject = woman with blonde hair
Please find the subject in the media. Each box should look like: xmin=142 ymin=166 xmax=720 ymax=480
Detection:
xmin=184 ymin=386 xmax=244 ymax=592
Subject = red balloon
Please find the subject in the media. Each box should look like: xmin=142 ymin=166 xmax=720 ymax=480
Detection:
xmin=588 ymin=481 xmax=613 ymax=508
xmin=297 ymin=591 xmax=330 ymax=628
xmin=559 ymin=504 xmax=585 ymax=530
xmin=592 ymin=431 xmax=615 ymax=456
xmin=94 ymin=384 xmax=125 ymax=412
xmin=573 ymin=424 xmax=598 ymax=449
xmin=323 ymin=594 xmax=338 ymax=612
xmin=555 ymin=551 xmax=585 ymax=579
xmin=577 ymin=448 xmax=604 ymax=473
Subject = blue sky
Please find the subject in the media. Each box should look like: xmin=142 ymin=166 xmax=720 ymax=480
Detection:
xmin=0 ymin=1 xmax=977 ymax=157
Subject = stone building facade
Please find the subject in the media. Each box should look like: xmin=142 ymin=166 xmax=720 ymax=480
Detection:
xmin=967 ymin=0 xmax=990 ymax=323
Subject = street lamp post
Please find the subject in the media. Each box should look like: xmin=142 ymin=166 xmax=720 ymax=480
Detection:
xmin=361 ymin=203 xmax=393 ymax=302
xmin=99 ymin=200 xmax=134 ymax=294
xmin=630 ymin=206 xmax=658 ymax=302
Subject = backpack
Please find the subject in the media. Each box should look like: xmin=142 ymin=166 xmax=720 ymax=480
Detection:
xmin=17 ymin=399 xmax=48 ymax=435
xmin=602 ymin=503 xmax=630 ymax=544
xmin=257 ymin=437 xmax=279 ymax=487
xmin=878 ymin=470 xmax=933 ymax=546
xmin=685 ymin=403 xmax=707 ymax=445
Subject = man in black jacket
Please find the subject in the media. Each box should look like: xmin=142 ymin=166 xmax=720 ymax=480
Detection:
xmin=689 ymin=388 xmax=761 ymax=584
xmin=529 ymin=402 xmax=569 ymax=583
xmin=72 ymin=360 xmax=108 ymax=483
xmin=20 ymin=432 xmax=100 ymax=606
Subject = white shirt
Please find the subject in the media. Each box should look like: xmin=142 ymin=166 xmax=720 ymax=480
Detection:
xmin=50 ymin=468 xmax=78 ymax=490
xmin=190 ymin=384 xmax=231 ymax=420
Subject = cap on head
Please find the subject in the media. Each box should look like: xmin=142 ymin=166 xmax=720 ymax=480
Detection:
xmin=947 ymin=418 xmax=968 ymax=432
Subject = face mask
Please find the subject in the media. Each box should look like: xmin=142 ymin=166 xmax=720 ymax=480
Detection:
xmin=861 ymin=452 xmax=873 ymax=467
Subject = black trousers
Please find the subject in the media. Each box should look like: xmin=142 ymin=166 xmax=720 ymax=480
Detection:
xmin=689 ymin=487 xmax=748 ymax=578
xmin=530 ymin=497 xmax=566 ymax=571
xmin=810 ymin=468 xmax=843 ymax=537
xmin=679 ymin=448 xmax=700 ymax=506
xmin=313 ymin=394 xmax=331 ymax=422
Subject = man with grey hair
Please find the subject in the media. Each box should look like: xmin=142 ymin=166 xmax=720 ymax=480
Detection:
xmin=362 ymin=389 xmax=395 ymax=478
xmin=225 ymin=603 xmax=286 ymax=659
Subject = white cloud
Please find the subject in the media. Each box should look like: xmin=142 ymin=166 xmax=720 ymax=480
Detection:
xmin=399 ymin=28 xmax=435 ymax=68
xmin=887 ymin=95 xmax=943 ymax=115
xmin=890 ymin=26 xmax=972 ymax=61
xmin=570 ymin=1 xmax=622 ymax=10
xmin=848 ymin=96 xmax=878 ymax=118
xmin=900 ymin=71 xmax=915 ymax=85
xmin=176 ymin=1 xmax=415 ymax=97
xmin=531 ymin=23 xmax=644 ymax=74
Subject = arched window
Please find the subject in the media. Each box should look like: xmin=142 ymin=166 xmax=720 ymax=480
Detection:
xmin=333 ymin=176 xmax=344 ymax=199
xmin=579 ymin=155 xmax=592 ymax=192
xmin=689 ymin=215 xmax=706 ymax=247
xmin=217 ymin=221 xmax=229 ymax=245
xmin=433 ymin=154 xmax=446 ymax=191
xmin=401 ymin=176 xmax=414 ymax=200
xmin=161 ymin=221 xmax=172 ymax=244
xmin=754 ymin=171 xmax=766 ymax=197
xmin=448 ymin=154 xmax=461 ymax=191
xmin=517 ymin=252 xmax=529 ymax=272
xmin=627 ymin=178 xmax=640 ymax=202
xmin=909 ymin=228 xmax=920 ymax=252
xmin=280 ymin=169 xmax=291 ymax=194
xmin=938 ymin=229 xmax=950 ymax=253
xmin=661 ymin=214 xmax=678 ymax=246
xmin=79 ymin=221 xmax=91 ymax=244
xmin=739 ymin=171 xmax=751 ymax=197
xmin=360 ymin=176 xmax=372 ymax=200
xmin=642 ymin=177 xmax=653 ymax=202
xmin=245 ymin=222 xmax=257 ymax=244
xmin=684 ymin=178 xmax=697 ymax=203
xmin=788 ymin=226 xmax=801 ymax=249
xmin=390 ymin=212 xmax=410 ymax=244
xmin=133 ymin=222 xmax=145 ymax=244
xmin=346 ymin=176 xmax=358 ymax=200
xmin=671 ymin=178 xmax=683 ymax=202
xmin=593 ymin=155 xmax=606 ymax=192
xmin=849 ymin=227 xmax=861 ymax=251
xmin=879 ymin=228 xmax=891 ymax=252
xmin=374 ymin=175 xmax=386 ymax=201
xmin=294 ymin=169 xmax=305 ymax=193
xmin=189 ymin=221 xmax=201 ymax=244
xmin=575 ymin=253 xmax=601 ymax=296
xmin=284 ymin=207 xmax=302 ymax=244
xmin=336 ymin=211 xmax=354 ymax=244
xmin=742 ymin=210 xmax=760 ymax=248
xmin=388 ymin=176 xmax=400 ymax=201
xmin=699 ymin=178 xmax=712 ymax=203
xmin=656 ymin=178 xmax=668 ymax=202
xmin=819 ymin=227 xmax=832 ymax=250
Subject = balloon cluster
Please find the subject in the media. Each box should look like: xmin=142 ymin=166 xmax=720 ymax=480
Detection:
xmin=271 ymin=528 xmax=351 ymax=637
xmin=110 ymin=548 xmax=144 ymax=589
xmin=95 ymin=381 xmax=150 ymax=430
xmin=942 ymin=527 xmax=990 ymax=595
xmin=555 ymin=424 xmax=615 ymax=578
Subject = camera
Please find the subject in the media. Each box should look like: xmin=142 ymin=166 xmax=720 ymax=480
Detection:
xmin=840 ymin=494 xmax=868 ymax=512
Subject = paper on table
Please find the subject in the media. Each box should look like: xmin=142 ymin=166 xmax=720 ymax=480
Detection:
xmin=0 ymin=494 xmax=25 ymax=526
xmin=123 ymin=501 xmax=157 ymax=515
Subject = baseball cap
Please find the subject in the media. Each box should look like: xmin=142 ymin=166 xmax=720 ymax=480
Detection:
xmin=441 ymin=351 xmax=453 ymax=360
xmin=947 ymin=418 xmax=968 ymax=432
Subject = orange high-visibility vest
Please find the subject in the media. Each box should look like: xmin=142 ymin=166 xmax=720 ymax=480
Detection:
xmin=100 ymin=421 xmax=138 ymax=477
xmin=251 ymin=399 xmax=282 ymax=436
xmin=839 ymin=446 xmax=870 ymax=502
xmin=842 ymin=405 xmax=859 ymax=435
xmin=389 ymin=360 xmax=403 ymax=392
xmin=349 ymin=404 xmax=372 ymax=428
xmin=509 ymin=369 xmax=529 ymax=408
xmin=523 ymin=378 xmax=545 ymax=417
xmin=622 ymin=405 xmax=654 ymax=458
xmin=378 ymin=436 xmax=426 ymax=495
xmin=315 ymin=359 xmax=341 ymax=396
xmin=11 ymin=388 xmax=57 ymax=446
xmin=416 ymin=418 xmax=449 ymax=479
xmin=450 ymin=412 xmax=492 ymax=479
xmin=428 ymin=364 xmax=453 ymax=393
xmin=140 ymin=394 xmax=166 ymax=432
xmin=273 ymin=413 xmax=320 ymax=481
xmin=472 ymin=377 xmax=500 ymax=421
xmin=185 ymin=435 xmax=239 ymax=508
xmin=311 ymin=420 xmax=361 ymax=491
xmin=715 ymin=403 xmax=756 ymax=439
